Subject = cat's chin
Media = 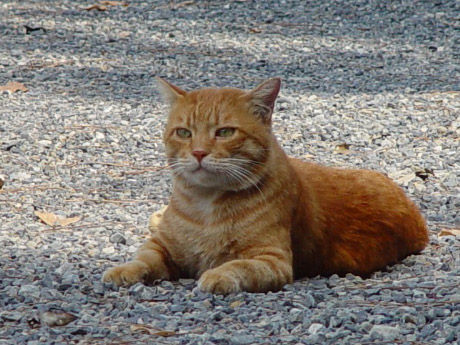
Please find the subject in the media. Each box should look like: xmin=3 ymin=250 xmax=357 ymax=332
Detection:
xmin=179 ymin=170 xmax=243 ymax=191
xmin=191 ymin=166 xmax=209 ymax=174
xmin=182 ymin=169 xmax=221 ymax=188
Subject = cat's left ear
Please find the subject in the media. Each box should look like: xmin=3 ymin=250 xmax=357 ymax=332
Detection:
xmin=156 ymin=77 xmax=187 ymax=105
xmin=248 ymin=77 xmax=281 ymax=123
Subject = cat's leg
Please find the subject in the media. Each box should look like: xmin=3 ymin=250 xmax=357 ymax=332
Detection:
xmin=198 ymin=247 xmax=293 ymax=294
xmin=102 ymin=236 xmax=176 ymax=286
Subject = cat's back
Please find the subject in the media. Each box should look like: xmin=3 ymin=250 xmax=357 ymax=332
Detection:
xmin=289 ymin=158 xmax=425 ymax=219
xmin=288 ymin=157 xmax=428 ymax=277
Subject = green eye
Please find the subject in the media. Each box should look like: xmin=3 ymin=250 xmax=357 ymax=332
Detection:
xmin=176 ymin=128 xmax=192 ymax=138
xmin=216 ymin=128 xmax=235 ymax=138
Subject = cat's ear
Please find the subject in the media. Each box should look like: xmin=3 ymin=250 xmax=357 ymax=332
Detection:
xmin=156 ymin=77 xmax=186 ymax=105
xmin=248 ymin=77 xmax=281 ymax=123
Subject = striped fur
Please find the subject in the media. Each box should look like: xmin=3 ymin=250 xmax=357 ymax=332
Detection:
xmin=103 ymin=78 xmax=429 ymax=294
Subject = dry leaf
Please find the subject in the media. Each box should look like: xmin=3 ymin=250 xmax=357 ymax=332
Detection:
xmin=388 ymin=169 xmax=416 ymax=186
xmin=57 ymin=216 xmax=81 ymax=226
xmin=172 ymin=0 xmax=195 ymax=9
xmin=230 ymin=300 xmax=244 ymax=308
xmin=85 ymin=4 xmax=107 ymax=11
xmin=415 ymin=168 xmax=434 ymax=181
xmin=154 ymin=330 xmax=177 ymax=337
xmin=334 ymin=143 xmax=350 ymax=154
xmin=24 ymin=25 xmax=46 ymax=34
xmin=249 ymin=27 xmax=262 ymax=33
xmin=130 ymin=324 xmax=176 ymax=337
xmin=438 ymin=228 xmax=460 ymax=237
xmin=118 ymin=31 xmax=131 ymax=38
xmin=35 ymin=211 xmax=58 ymax=226
xmin=130 ymin=325 xmax=151 ymax=334
xmin=0 ymin=81 xmax=28 ymax=94
xmin=99 ymin=0 xmax=129 ymax=5
xmin=395 ymin=172 xmax=415 ymax=186
xmin=41 ymin=311 xmax=77 ymax=326
xmin=34 ymin=211 xmax=81 ymax=227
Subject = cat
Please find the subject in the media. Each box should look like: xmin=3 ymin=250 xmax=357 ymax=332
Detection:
xmin=102 ymin=77 xmax=429 ymax=294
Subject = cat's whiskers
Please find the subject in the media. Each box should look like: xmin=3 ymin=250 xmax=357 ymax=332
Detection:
xmin=167 ymin=159 xmax=191 ymax=177
xmin=221 ymin=167 xmax=255 ymax=193
xmin=168 ymin=158 xmax=193 ymax=169
xmin=221 ymin=168 xmax=245 ymax=186
xmin=217 ymin=161 xmax=267 ymax=201
xmin=221 ymin=158 xmax=264 ymax=167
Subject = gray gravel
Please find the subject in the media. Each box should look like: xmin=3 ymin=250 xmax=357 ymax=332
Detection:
xmin=1 ymin=0 xmax=459 ymax=344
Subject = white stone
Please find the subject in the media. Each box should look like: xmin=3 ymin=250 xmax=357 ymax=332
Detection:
xmin=370 ymin=325 xmax=400 ymax=341
xmin=308 ymin=323 xmax=324 ymax=335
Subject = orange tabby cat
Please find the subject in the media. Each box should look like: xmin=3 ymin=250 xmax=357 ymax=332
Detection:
xmin=103 ymin=78 xmax=429 ymax=294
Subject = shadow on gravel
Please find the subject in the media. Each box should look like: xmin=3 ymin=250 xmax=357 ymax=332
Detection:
xmin=1 ymin=0 xmax=458 ymax=101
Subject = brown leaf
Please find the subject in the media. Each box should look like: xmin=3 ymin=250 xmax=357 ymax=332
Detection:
xmin=249 ymin=27 xmax=262 ymax=33
xmin=0 ymin=177 xmax=3 ymax=189
xmin=34 ymin=211 xmax=81 ymax=227
xmin=230 ymin=300 xmax=244 ymax=308
xmin=303 ymin=153 xmax=315 ymax=160
xmin=118 ymin=31 xmax=131 ymax=38
xmin=35 ymin=211 xmax=59 ymax=226
xmin=395 ymin=172 xmax=416 ymax=186
xmin=41 ymin=311 xmax=77 ymax=326
xmin=154 ymin=330 xmax=177 ymax=337
xmin=24 ymin=25 xmax=46 ymax=34
xmin=0 ymin=81 xmax=28 ymax=94
xmin=172 ymin=0 xmax=195 ymax=9
xmin=57 ymin=216 xmax=82 ymax=226
xmin=334 ymin=143 xmax=350 ymax=154
xmin=99 ymin=0 xmax=129 ymax=5
xmin=130 ymin=324 xmax=154 ymax=334
xmin=438 ymin=228 xmax=460 ymax=237
xmin=415 ymin=168 xmax=434 ymax=181
xmin=85 ymin=4 xmax=107 ymax=11
xmin=130 ymin=324 xmax=176 ymax=337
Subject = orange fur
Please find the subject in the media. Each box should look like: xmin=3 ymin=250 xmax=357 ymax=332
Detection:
xmin=103 ymin=78 xmax=429 ymax=294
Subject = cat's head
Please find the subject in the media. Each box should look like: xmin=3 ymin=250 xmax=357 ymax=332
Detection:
xmin=158 ymin=78 xmax=281 ymax=190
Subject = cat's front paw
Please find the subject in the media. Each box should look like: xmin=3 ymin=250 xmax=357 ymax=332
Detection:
xmin=102 ymin=260 xmax=149 ymax=287
xmin=198 ymin=269 xmax=241 ymax=295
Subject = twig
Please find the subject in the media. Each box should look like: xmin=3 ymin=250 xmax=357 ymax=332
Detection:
xmin=65 ymin=197 xmax=157 ymax=204
xmin=341 ymin=299 xmax=459 ymax=308
xmin=64 ymin=124 xmax=120 ymax=131
xmin=0 ymin=185 xmax=68 ymax=194
xmin=122 ymin=168 xmax=169 ymax=175
xmin=339 ymin=282 xmax=459 ymax=291
xmin=59 ymin=161 xmax=168 ymax=170
xmin=360 ymin=341 xmax=432 ymax=345
xmin=41 ymin=221 xmax=136 ymax=232
xmin=21 ymin=59 xmax=74 ymax=70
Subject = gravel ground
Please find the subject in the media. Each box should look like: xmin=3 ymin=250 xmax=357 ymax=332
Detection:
xmin=1 ymin=0 xmax=459 ymax=344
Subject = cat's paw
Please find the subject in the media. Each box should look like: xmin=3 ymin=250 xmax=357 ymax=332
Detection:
xmin=198 ymin=269 xmax=241 ymax=295
xmin=102 ymin=260 xmax=149 ymax=287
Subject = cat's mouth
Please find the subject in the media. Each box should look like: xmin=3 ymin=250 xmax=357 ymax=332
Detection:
xmin=191 ymin=164 xmax=211 ymax=174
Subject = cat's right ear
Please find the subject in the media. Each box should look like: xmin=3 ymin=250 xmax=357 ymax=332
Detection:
xmin=156 ymin=77 xmax=186 ymax=105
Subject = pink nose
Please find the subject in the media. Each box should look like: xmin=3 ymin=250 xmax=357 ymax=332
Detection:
xmin=192 ymin=150 xmax=208 ymax=163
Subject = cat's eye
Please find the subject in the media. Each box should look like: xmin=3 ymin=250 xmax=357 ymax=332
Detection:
xmin=176 ymin=128 xmax=192 ymax=138
xmin=216 ymin=128 xmax=235 ymax=138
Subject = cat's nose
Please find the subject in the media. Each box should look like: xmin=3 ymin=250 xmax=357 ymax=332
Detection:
xmin=192 ymin=150 xmax=208 ymax=163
